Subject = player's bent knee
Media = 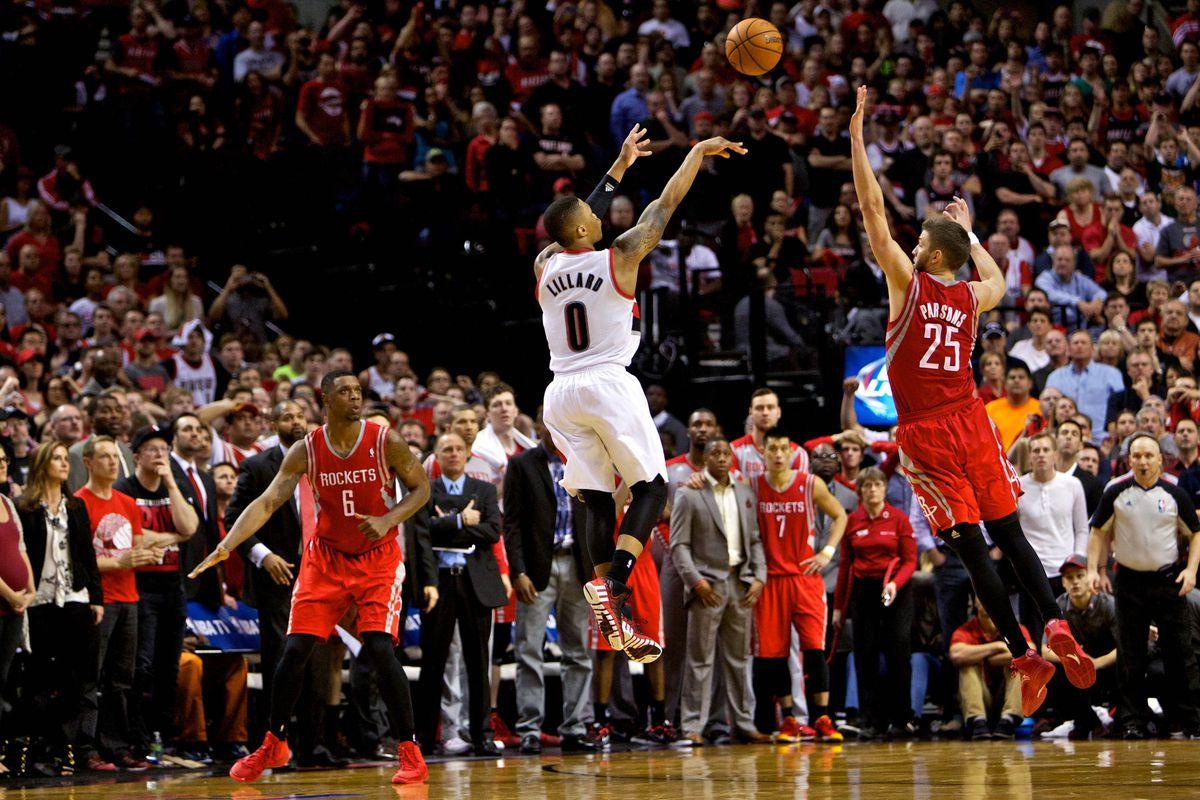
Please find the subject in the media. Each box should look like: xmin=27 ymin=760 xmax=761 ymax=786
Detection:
xmin=802 ymin=649 xmax=829 ymax=692
xmin=359 ymin=632 xmax=398 ymax=665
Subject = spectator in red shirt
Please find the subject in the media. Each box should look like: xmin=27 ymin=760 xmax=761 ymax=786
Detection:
xmin=464 ymin=102 xmax=498 ymax=194
xmin=950 ymin=598 xmax=1034 ymax=740
xmin=104 ymin=6 xmax=165 ymax=92
xmin=358 ymin=74 xmax=414 ymax=184
xmin=295 ymin=53 xmax=350 ymax=148
xmin=12 ymin=246 xmax=53 ymax=298
xmin=36 ymin=147 xmax=97 ymax=213
xmin=5 ymin=203 xmax=75 ymax=274
xmin=1081 ymin=196 xmax=1138 ymax=281
xmin=832 ymin=468 xmax=917 ymax=739
xmin=77 ymin=436 xmax=158 ymax=770
xmin=504 ymin=35 xmax=549 ymax=107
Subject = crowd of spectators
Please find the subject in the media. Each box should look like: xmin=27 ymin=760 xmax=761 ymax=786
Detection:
xmin=5 ymin=0 xmax=1200 ymax=782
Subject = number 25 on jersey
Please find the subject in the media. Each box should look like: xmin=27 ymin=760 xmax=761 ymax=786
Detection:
xmin=918 ymin=322 xmax=960 ymax=372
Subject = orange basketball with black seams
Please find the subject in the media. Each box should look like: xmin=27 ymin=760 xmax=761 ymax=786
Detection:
xmin=725 ymin=18 xmax=784 ymax=76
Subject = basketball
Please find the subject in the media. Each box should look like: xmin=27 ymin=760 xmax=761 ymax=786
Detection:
xmin=725 ymin=18 xmax=784 ymax=76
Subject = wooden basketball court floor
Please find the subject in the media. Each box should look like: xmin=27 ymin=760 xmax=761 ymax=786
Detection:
xmin=7 ymin=740 xmax=1197 ymax=800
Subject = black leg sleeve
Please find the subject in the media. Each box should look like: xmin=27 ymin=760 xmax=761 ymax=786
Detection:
xmin=984 ymin=512 xmax=1062 ymax=624
xmin=269 ymin=634 xmax=320 ymax=738
xmin=939 ymin=524 xmax=1029 ymax=658
xmin=579 ymin=490 xmax=617 ymax=570
xmin=359 ymin=632 xmax=417 ymax=742
xmin=616 ymin=477 xmax=668 ymax=547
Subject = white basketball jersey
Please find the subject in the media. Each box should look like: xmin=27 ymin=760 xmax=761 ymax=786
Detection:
xmin=172 ymin=353 xmax=217 ymax=406
xmin=538 ymin=248 xmax=640 ymax=374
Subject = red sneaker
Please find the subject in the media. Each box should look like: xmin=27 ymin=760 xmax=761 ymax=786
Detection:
xmin=392 ymin=741 xmax=428 ymax=785
xmin=620 ymin=618 xmax=663 ymax=663
xmin=1011 ymin=649 xmax=1056 ymax=717
xmin=489 ymin=712 xmax=520 ymax=749
xmin=1045 ymin=618 xmax=1097 ymax=689
xmin=230 ymin=732 xmax=290 ymax=783
xmin=813 ymin=715 xmax=844 ymax=743
xmin=776 ymin=715 xmax=804 ymax=743
xmin=583 ymin=577 xmax=628 ymax=650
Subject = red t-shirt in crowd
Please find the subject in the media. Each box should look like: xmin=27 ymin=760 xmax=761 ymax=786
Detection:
xmin=297 ymin=78 xmax=349 ymax=146
xmin=76 ymin=486 xmax=143 ymax=604
xmin=951 ymin=617 xmax=1033 ymax=648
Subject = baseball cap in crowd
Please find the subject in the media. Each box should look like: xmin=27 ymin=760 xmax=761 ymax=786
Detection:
xmin=228 ymin=402 xmax=260 ymax=419
xmin=926 ymin=85 xmax=947 ymax=98
xmin=553 ymin=177 xmax=574 ymax=194
xmin=0 ymin=408 xmax=28 ymax=422
xmin=53 ymin=144 xmax=72 ymax=159
xmin=426 ymin=148 xmax=448 ymax=164
xmin=131 ymin=425 xmax=172 ymax=453
xmin=693 ymin=111 xmax=715 ymax=123
xmin=982 ymin=322 xmax=1005 ymax=340
xmin=14 ymin=349 xmax=38 ymax=366
xmin=774 ymin=76 xmax=794 ymax=91
xmin=1059 ymin=554 xmax=1088 ymax=574
xmin=1048 ymin=218 xmax=1070 ymax=232
xmin=749 ymin=106 xmax=766 ymax=120
xmin=134 ymin=328 xmax=159 ymax=343
xmin=372 ymin=332 xmax=396 ymax=348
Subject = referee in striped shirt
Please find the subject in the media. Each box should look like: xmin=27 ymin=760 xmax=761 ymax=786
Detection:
xmin=1087 ymin=433 xmax=1200 ymax=738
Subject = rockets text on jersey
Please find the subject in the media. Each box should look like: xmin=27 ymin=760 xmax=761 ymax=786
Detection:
xmin=538 ymin=249 xmax=641 ymax=374
xmin=755 ymin=472 xmax=817 ymax=576
xmin=305 ymin=420 xmax=397 ymax=555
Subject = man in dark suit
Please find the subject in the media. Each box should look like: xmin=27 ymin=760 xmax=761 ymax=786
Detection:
xmin=416 ymin=432 xmax=506 ymax=757
xmin=169 ymin=413 xmax=224 ymax=611
xmin=505 ymin=409 xmax=593 ymax=754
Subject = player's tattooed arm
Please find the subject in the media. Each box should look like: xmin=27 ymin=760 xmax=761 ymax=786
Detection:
xmin=533 ymin=242 xmax=564 ymax=280
xmin=612 ymin=136 xmax=746 ymax=269
xmin=189 ymin=441 xmax=307 ymax=579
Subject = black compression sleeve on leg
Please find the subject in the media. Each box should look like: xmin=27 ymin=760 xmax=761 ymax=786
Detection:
xmin=985 ymin=511 xmax=1063 ymax=623
xmin=939 ymin=523 xmax=1030 ymax=658
xmin=802 ymin=649 xmax=829 ymax=695
xmin=268 ymin=633 xmax=320 ymax=738
xmin=579 ymin=489 xmax=618 ymax=570
xmin=608 ymin=476 xmax=668 ymax=585
xmin=359 ymin=632 xmax=417 ymax=741
xmin=584 ymin=174 xmax=621 ymax=218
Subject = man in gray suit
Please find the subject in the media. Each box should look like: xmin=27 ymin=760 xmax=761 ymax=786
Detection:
xmin=68 ymin=389 xmax=134 ymax=491
xmin=670 ymin=438 xmax=768 ymax=746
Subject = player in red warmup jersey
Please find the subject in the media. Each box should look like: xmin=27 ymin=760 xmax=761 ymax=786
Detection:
xmin=190 ymin=372 xmax=432 ymax=785
xmin=850 ymin=85 xmax=1094 ymax=717
xmin=753 ymin=429 xmax=847 ymax=743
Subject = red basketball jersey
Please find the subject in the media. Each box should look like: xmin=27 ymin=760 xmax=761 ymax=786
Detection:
xmin=885 ymin=271 xmax=979 ymax=423
xmin=305 ymin=420 xmax=396 ymax=555
xmin=755 ymin=472 xmax=817 ymax=576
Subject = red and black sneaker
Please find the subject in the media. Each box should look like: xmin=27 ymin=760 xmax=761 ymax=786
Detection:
xmin=230 ymin=732 xmax=290 ymax=783
xmin=583 ymin=577 xmax=629 ymax=650
xmin=620 ymin=617 xmax=663 ymax=663
xmin=1010 ymin=649 xmax=1056 ymax=717
xmin=1045 ymin=618 xmax=1097 ymax=689
xmin=392 ymin=741 xmax=428 ymax=785
xmin=489 ymin=711 xmax=521 ymax=749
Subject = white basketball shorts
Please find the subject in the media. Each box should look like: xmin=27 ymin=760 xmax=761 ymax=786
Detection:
xmin=542 ymin=363 xmax=668 ymax=494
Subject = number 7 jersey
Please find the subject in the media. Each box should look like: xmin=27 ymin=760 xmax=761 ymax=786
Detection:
xmin=537 ymin=248 xmax=641 ymax=374
xmin=885 ymin=270 xmax=979 ymax=423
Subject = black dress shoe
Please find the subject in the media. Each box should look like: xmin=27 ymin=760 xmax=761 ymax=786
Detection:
xmin=297 ymin=745 xmax=349 ymax=768
xmin=473 ymin=742 xmax=503 ymax=758
xmin=560 ymin=735 xmax=598 ymax=752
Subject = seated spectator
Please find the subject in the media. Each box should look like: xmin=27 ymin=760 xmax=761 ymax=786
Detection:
xmin=949 ymin=598 xmax=1033 ymax=741
xmin=148 ymin=267 xmax=204 ymax=335
xmin=1158 ymin=300 xmax=1200 ymax=371
xmin=1102 ymin=252 xmax=1147 ymax=311
xmin=1046 ymin=331 xmax=1125 ymax=444
xmin=734 ymin=275 xmax=806 ymax=368
xmin=1154 ymin=185 xmax=1200 ymax=281
xmin=1050 ymin=141 xmax=1111 ymax=198
xmin=1036 ymin=246 xmax=1106 ymax=326
xmin=977 ymin=351 xmax=1007 ymax=405
xmin=1009 ymin=309 xmax=1053 ymax=372
xmin=174 ymin=635 xmax=250 ymax=763
xmin=986 ymin=363 xmax=1042 ymax=451
xmin=1082 ymin=196 xmax=1137 ymax=280
xmin=1034 ymin=219 xmax=1095 ymax=280
xmin=1039 ymin=555 xmax=1117 ymax=739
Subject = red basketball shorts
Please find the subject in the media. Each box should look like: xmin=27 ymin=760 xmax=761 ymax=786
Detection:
xmin=592 ymin=550 xmax=661 ymax=652
xmin=753 ymin=573 xmax=827 ymax=656
xmin=288 ymin=537 xmax=406 ymax=642
xmin=896 ymin=399 xmax=1021 ymax=533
